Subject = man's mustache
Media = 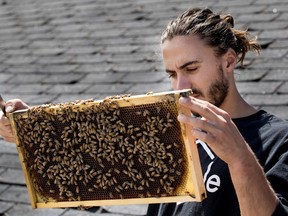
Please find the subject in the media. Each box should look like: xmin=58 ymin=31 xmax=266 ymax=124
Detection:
xmin=191 ymin=88 xmax=203 ymax=97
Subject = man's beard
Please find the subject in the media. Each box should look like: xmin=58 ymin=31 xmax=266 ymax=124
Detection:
xmin=192 ymin=66 xmax=229 ymax=107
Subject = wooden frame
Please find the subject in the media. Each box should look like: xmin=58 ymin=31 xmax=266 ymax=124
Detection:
xmin=9 ymin=89 xmax=206 ymax=208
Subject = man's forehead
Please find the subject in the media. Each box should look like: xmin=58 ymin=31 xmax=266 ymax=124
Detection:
xmin=162 ymin=50 xmax=202 ymax=68
xmin=161 ymin=36 xmax=216 ymax=69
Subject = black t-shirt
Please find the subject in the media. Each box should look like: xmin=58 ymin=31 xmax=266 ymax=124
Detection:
xmin=146 ymin=110 xmax=288 ymax=216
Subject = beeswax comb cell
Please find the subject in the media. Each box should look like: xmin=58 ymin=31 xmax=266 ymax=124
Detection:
xmin=9 ymin=89 xmax=206 ymax=209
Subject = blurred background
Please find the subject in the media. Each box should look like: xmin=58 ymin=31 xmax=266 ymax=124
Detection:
xmin=0 ymin=0 xmax=288 ymax=215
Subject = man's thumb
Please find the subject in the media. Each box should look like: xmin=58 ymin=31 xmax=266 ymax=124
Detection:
xmin=5 ymin=100 xmax=29 ymax=113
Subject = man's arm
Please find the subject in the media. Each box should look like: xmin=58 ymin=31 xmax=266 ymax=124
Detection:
xmin=228 ymin=146 xmax=278 ymax=216
xmin=177 ymin=96 xmax=278 ymax=216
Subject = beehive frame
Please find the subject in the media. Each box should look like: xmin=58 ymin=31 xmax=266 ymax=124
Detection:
xmin=9 ymin=89 xmax=206 ymax=209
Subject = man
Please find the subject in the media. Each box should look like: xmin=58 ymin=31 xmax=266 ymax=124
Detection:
xmin=0 ymin=8 xmax=287 ymax=216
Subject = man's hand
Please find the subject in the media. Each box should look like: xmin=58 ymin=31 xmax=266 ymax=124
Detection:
xmin=177 ymin=96 xmax=249 ymax=165
xmin=0 ymin=99 xmax=29 ymax=143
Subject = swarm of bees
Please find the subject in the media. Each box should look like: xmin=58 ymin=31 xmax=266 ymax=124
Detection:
xmin=13 ymin=96 xmax=188 ymax=203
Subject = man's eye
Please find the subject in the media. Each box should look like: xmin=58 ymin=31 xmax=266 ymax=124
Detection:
xmin=168 ymin=73 xmax=176 ymax=78
xmin=186 ymin=67 xmax=197 ymax=72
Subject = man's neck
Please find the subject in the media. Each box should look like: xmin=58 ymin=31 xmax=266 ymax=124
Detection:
xmin=220 ymin=89 xmax=257 ymax=119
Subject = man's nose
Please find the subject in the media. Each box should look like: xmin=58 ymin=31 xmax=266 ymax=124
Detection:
xmin=175 ymin=75 xmax=191 ymax=90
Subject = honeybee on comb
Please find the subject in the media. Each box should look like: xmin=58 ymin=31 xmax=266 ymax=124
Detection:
xmin=9 ymin=89 xmax=206 ymax=208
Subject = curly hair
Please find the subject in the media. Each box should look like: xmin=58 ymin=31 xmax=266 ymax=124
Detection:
xmin=161 ymin=8 xmax=261 ymax=66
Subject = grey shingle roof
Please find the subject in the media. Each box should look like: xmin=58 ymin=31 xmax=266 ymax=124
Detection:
xmin=0 ymin=0 xmax=288 ymax=215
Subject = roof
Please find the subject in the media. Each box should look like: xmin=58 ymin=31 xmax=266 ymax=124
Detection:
xmin=0 ymin=0 xmax=288 ymax=215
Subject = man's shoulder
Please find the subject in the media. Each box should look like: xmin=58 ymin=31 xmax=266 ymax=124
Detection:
xmin=235 ymin=110 xmax=288 ymax=153
xmin=260 ymin=110 xmax=288 ymax=131
xmin=234 ymin=109 xmax=288 ymax=129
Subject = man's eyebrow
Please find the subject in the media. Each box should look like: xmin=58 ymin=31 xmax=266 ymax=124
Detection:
xmin=165 ymin=69 xmax=175 ymax=73
xmin=179 ymin=61 xmax=201 ymax=69
xmin=165 ymin=61 xmax=201 ymax=73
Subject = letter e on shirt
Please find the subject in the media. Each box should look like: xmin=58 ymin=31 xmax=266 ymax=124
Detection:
xmin=206 ymin=174 xmax=220 ymax=193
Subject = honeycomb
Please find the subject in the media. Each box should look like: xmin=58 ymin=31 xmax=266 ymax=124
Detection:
xmin=9 ymin=90 xmax=205 ymax=208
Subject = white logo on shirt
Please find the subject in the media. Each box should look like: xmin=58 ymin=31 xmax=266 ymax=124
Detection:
xmin=177 ymin=140 xmax=221 ymax=206
xmin=196 ymin=140 xmax=221 ymax=193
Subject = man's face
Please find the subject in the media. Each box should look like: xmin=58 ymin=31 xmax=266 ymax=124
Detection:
xmin=161 ymin=35 xmax=229 ymax=107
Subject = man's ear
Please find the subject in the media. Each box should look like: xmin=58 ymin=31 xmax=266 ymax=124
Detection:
xmin=224 ymin=48 xmax=237 ymax=72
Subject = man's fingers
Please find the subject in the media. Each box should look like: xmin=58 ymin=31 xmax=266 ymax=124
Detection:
xmin=178 ymin=113 xmax=216 ymax=133
xmin=0 ymin=125 xmax=15 ymax=143
xmin=1 ymin=135 xmax=16 ymax=143
xmin=179 ymin=97 xmax=218 ymax=121
xmin=179 ymin=96 xmax=231 ymax=123
xmin=177 ymin=96 xmax=234 ymax=146
xmin=0 ymin=124 xmax=13 ymax=135
xmin=0 ymin=115 xmax=11 ymax=126
xmin=5 ymin=99 xmax=29 ymax=113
